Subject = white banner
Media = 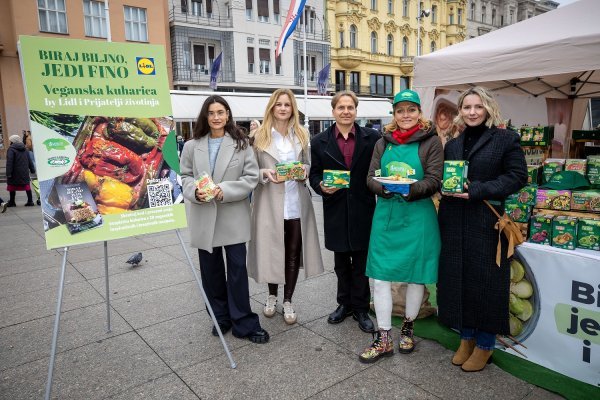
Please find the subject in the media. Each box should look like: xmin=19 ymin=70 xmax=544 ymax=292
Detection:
xmin=505 ymin=243 xmax=600 ymax=387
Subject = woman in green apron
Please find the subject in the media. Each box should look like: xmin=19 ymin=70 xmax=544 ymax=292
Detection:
xmin=359 ymin=90 xmax=443 ymax=363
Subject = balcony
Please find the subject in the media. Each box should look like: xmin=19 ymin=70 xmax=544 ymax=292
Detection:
xmin=293 ymin=28 xmax=331 ymax=42
xmin=334 ymin=85 xmax=390 ymax=98
xmin=173 ymin=66 xmax=234 ymax=85
xmin=399 ymin=56 xmax=414 ymax=74
xmin=169 ymin=4 xmax=233 ymax=28
xmin=332 ymin=48 xmax=364 ymax=69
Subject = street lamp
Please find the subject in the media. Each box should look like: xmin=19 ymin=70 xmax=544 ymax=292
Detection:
xmin=416 ymin=8 xmax=430 ymax=56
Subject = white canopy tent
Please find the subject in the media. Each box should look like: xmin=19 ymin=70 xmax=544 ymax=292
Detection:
xmin=413 ymin=0 xmax=600 ymax=132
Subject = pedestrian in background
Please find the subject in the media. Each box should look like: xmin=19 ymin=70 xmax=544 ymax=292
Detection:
xmin=23 ymin=130 xmax=35 ymax=165
xmin=361 ymin=89 xmax=443 ymax=363
xmin=248 ymin=88 xmax=323 ymax=325
xmin=248 ymin=119 xmax=261 ymax=146
xmin=6 ymin=135 xmax=36 ymax=207
xmin=437 ymin=86 xmax=527 ymax=372
xmin=180 ymin=95 xmax=269 ymax=344
xmin=309 ymin=91 xmax=379 ymax=334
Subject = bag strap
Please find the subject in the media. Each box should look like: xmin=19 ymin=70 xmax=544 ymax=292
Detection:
xmin=483 ymin=199 xmax=503 ymax=219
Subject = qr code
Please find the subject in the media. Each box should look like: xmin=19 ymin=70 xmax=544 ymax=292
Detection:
xmin=147 ymin=182 xmax=173 ymax=207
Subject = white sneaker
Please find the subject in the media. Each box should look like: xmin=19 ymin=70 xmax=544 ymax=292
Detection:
xmin=0 ymin=203 xmax=7 ymax=213
xmin=283 ymin=301 xmax=297 ymax=325
xmin=263 ymin=295 xmax=277 ymax=317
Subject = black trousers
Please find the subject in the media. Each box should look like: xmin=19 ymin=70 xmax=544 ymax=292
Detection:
xmin=334 ymin=250 xmax=370 ymax=313
xmin=198 ymin=243 xmax=260 ymax=336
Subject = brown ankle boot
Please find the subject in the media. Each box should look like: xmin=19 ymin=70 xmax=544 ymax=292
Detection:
xmin=452 ymin=339 xmax=476 ymax=366
xmin=461 ymin=347 xmax=493 ymax=372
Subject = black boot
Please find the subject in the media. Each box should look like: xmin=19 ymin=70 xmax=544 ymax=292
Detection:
xmin=7 ymin=191 xmax=16 ymax=207
xmin=24 ymin=190 xmax=35 ymax=206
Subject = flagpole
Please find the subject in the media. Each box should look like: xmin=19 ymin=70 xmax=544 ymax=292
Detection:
xmin=302 ymin=8 xmax=309 ymax=131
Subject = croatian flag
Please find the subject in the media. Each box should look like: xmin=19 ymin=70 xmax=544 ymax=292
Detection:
xmin=275 ymin=0 xmax=307 ymax=58
xmin=209 ymin=52 xmax=223 ymax=90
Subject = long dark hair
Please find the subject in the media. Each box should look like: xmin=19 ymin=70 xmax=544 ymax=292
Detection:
xmin=193 ymin=95 xmax=248 ymax=150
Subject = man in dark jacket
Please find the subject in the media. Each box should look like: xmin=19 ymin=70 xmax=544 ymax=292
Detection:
xmin=309 ymin=91 xmax=380 ymax=333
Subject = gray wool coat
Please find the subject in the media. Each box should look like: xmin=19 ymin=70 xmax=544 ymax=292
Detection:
xmin=180 ymin=133 xmax=259 ymax=252
xmin=247 ymin=139 xmax=324 ymax=284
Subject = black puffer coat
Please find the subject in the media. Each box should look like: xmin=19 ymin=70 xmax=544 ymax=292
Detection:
xmin=437 ymin=127 xmax=527 ymax=335
xmin=6 ymin=142 xmax=35 ymax=186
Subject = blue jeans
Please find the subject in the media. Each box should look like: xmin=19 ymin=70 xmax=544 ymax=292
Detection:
xmin=460 ymin=327 xmax=496 ymax=351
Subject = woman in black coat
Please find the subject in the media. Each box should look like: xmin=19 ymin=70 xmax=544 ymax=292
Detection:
xmin=437 ymin=87 xmax=527 ymax=372
xmin=6 ymin=135 xmax=36 ymax=207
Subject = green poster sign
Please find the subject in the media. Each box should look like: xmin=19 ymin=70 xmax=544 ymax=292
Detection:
xmin=19 ymin=36 xmax=186 ymax=250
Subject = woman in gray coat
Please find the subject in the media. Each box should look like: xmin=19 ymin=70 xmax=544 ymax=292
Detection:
xmin=180 ymin=95 xmax=269 ymax=344
xmin=247 ymin=89 xmax=324 ymax=325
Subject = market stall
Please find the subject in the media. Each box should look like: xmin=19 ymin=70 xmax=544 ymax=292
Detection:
xmin=413 ymin=0 xmax=600 ymax=390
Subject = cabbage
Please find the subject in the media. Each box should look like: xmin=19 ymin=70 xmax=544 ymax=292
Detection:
xmin=516 ymin=299 xmax=533 ymax=321
xmin=510 ymin=259 xmax=525 ymax=283
xmin=511 ymin=279 xmax=533 ymax=299
xmin=509 ymin=314 xmax=523 ymax=336
xmin=509 ymin=293 xmax=525 ymax=315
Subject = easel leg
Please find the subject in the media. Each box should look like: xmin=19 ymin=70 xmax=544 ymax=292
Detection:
xmin=104 ymin=241 xmax=112 ymax=333
xmin=175 ymin=229 xmax=237 ymax=369
xmin=44 ymin=247 xmax=69 ymax=400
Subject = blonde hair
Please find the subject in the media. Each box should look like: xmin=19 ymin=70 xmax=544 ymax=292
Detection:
xmin=383 ymin=103 xmax=431 ymax=134
xmin=453 ymin=86 xmax=503 ymax=128
xmin=253 ymin=89 xmax=309 ymax=151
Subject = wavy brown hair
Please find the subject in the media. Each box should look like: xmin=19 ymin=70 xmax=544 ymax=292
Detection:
xmin=193 ymin=95 xmax=248 ymax=150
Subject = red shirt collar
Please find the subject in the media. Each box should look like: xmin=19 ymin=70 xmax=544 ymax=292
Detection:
xmin=334 ymin=124 xmax=356 ymax=139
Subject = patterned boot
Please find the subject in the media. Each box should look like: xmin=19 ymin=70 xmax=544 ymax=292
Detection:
xmin=397 ymin=318 xmax=415 ymax=354
xmin=359 ymin=329 xmax=394 ymax=364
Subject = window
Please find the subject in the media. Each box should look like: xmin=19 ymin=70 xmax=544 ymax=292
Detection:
xmin=403 ymin=0 xmax=408 ymax=17
xmin=349 ymin=25 xmax=357 ymax=48
xmin=273 ymin=0 xmax=280 ymax=23
xmin=388 ymin=0 xmax=393 ymax=14
xmin=370 ymin=74 xmax=393 ymax=96
xmin=400 ymin=76 xmax=409 ymax=91
xmin=430 ymin=41 xmax=436 ymax=52
xmin=259 ymin=48 xmax=270 ymax=74
xmin=335 ymin=70 xmax=346 ymax=91
xmin=193 ymin=44 xmax=206 ymax=72
xmin=371 ymin=32 xmax=377 ymax=54
xmin=501 ymin=15 xmax=504 ymax=26
xmin=387 ymin=34 xmax=393 ymax=56
xmin=470 ymin=2 xmax=475 ymax=20
xmin=481 ymin=6 xmax=486 ymax=23
xmin=458 ymin=8 xmax=463 ymax=24
xmin=528 ymin=12 xmax=533 ymax=19
xmin=207 ymin=45 xmax=215 ymax=69
xmin=371 ymin=0 xmax=377 ymax=11
xmin=276 ymin=52 xmax=282 ymax=74
xmin=247 ymin=37 xmax=254 ymax=44
xmin=449 ymin=13 xmax=454 ymax=25
xmin=492 ymin=9 xmax=496 ymax=25
xmin=83 ymin=0 xmax=106 ymax=38
xmin=257 ymin=0 xmax=269 ymax=22
xmin=226 ymin=2 xmax=231 ymax=18
xmin=259 ymin=39 xmax=270 ymax=46
xmin=191 ymin=0 xmax=202 ymax=17
xmin=431 ymin=5 xmax=437 ymax=23
xmin=417 ymin=39 xmax=422 ymax=56
xmin=206 ymin=0 xmax=213 ymax=18
xmin=38 ymin=0 xmax=68 ymax=34
xmin=247 ymin=47 xmax=255 ymax=73
xmin=402 ymin=36 xmax=408 ymax=56
xmin=510 ymin=10 xmax=514 ymax=24
xmin=246 ymin=0 xmax=252 ymax=20
xmin=124 ymin=6 xmax=148 ymax=42
xmin=350 ymin=72 xmax=360 ymax=93
xmin=310 ymin=56 xmax=316 ymax=80
xmin=309 ymin=10 xmax=316 ymax=34
xmin=339 ymin=31 xmax=344 ymax=47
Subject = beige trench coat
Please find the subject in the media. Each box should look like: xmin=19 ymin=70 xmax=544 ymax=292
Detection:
xmin=180 ymin=134 xmax=259 ymax=252
xmin=247 ymin=139 xmax=324 ymax=284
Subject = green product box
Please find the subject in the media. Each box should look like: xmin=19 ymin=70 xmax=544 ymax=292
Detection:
xmin=552 ymin=216 xmax=578 ymax=250
xmin=275 ymin=161 xmax=304 ymax=182
xmin=528 ymin=214 xmax=553 ymax=245
xmin=322 ymin=170 xmax=350 ymax=188
xmin=577 ymin=218 xmax=600 ymax=251
xmin=587 ymin=156 xmax=600 ymax=186
xmin=442 ymin=160 xmax=468 ymax=193
xmin=519 ymin=126 xmax=533 ymax=142
xmin=565 ymin=159 xmax=587 ymax=176
xmin=507 ymin=186 xmax=537 ymax=206
xmin=504 ymin=203 xmax=531 ymax=223
xmin=542 ymin=158 xmax=565 ymax=183
xmin=570 ymin=190 xmax=600 ymax=212
xmin=535 ymin=189 xmax=571 ymax=210
xmin=527 ymin=165 xmax=542 ymax=186
xmin=520 ymin=126 xmax=548 ymax=146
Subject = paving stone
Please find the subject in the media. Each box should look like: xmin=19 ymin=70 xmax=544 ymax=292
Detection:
xmin=63 ymin=237 xmax=156 ymax=263
xmin=0 ymin=264 xmax=84 ymax=299
xmin=0 ymin=250 xmax=64 ymax=277
xmin=106 ymin=373 xmax=200 ymax=400
xmin=1 ymin=242 xmax=53 ymax=261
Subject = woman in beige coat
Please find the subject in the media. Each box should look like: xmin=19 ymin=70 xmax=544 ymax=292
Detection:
xmin=248 ymin=89 xmax=324 ymax=325
xmin=180 ymin=95 xmax=269 ymax=344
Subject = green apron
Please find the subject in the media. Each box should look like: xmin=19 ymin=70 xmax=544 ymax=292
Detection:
xmin=366 ymin=141 xmax=440 ymax=283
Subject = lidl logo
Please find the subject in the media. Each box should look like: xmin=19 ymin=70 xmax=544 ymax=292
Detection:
xmin=136 ymin=57 xmax=155 ymax=75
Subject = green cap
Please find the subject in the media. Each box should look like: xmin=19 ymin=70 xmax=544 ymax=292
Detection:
xmin=393 ymin=89 xmax=421 ymax=106
xmin=541 ymin=171 xmax=590 ymax=190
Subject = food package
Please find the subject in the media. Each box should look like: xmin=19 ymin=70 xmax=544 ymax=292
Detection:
xmin=552 ymin=216 xmax=577 ymax=250
xmin=519 ymin=125 xmax=548 ymax=146
xmin=542 ymin=158 xmax=565 ymax=183
xmin=519 ymin=126 xmax=533 ymax=142
xmin=577 ymin=218 xmax=600 ymax=251
xmin=565 ymin=159 xmax=587 ymax=176
xmin=535 ymin=189 xmax=571 ymax=210
xmin=442 ymin=160 xmax=468 ymax=193
xmin=507 ymin=186 xmax=537 ymax=206
xmin=528 ymin=214 xmax=553 ymax=246
xmin=323 ymin=170 xmax=350 ymax=188
xmin=504 ymin=203 xmax=531 ymax=223
xmin=587 ymin=156 xmax=600 ymax=187
xmin=276 ymin=161 xmax=304 ymax=182
xmin=570 ymin=190 xmax=600 ymax=212
xmin=526 ymin=165 xmax=542 ymax=186
xmin=195 ymin=172 xmax=217 ymax=202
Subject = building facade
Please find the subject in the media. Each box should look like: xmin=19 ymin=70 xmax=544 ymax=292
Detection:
xmin=327 ymin=0 xmax=466 ymax=99
xmin=0 ymin=0 xmax=171 ymax=156
xmin=466 ymin=0 xmax=558 ymax=38
xmin=169 ymin=0 xmax=331 ymax=94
